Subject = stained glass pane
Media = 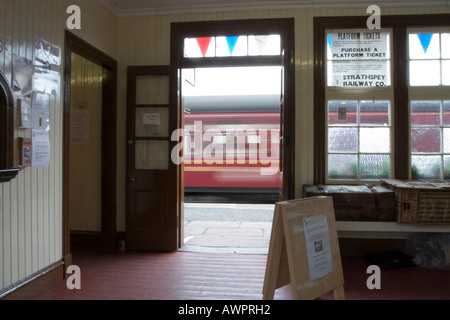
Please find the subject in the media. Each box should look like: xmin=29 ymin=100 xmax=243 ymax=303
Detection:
xmin=184 ymin=37 xmax=215 ymax=58
xmin=360 ymin=128 xmax=390 ymax=153
xmin=216 ymin=36 xmax=247 ymax=57
xmin=248 ymin=35 xmax=280 ymax=56
xmin=328 ymin=101 xmax=357 ymax=125
xmin=328 ymin=154 xmax=357 ymax=179
xmin=360 ymin=154 xmax=390 ymax=179
xmin=411 ymin=101 xmax=441 ymax=125
xmin=360 ymin=100 xmax=390 ymax=125
xmin=328 ymin=127 xmax=358 ymax=152
xmin=411 ymin=155 xmax=441 ymax=179
xmin=444 ymin=101 xmax=450 ymax=125
xmin=411 ymin=128 xmax=441 ymax=153
xmin=409 ymin=60 xmax=441 ymax=86
xmin=409 ymin=33 xmax=440 ymax=59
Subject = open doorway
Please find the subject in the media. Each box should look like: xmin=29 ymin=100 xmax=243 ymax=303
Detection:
xmin=63 ymin=32 xmax=117 ymax=262
xmin=180 ymin=65 xmax=282 ymax=253
xmin=170 ymin=18 xmax=295 ymax=253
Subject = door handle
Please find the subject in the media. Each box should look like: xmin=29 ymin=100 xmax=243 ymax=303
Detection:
xmin=130 ymin=177 xmax=136 ymax=183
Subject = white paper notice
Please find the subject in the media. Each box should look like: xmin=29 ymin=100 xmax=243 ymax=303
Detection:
xmin=143 ymin=113 xmax=161 ymax=126
xmin=32 ymin=130 xmax=50 ymax=168
xmin=303 ymin=214 xmax=333 ymax=280
xmin=70 ymin=110 xmax=90 ymax=146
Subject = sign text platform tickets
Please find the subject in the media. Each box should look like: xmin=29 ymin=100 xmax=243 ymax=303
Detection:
xmin=328 ymin=29 xmax=390 ymax=87
xmin=263 ymin=196 xmax=345 ymax=300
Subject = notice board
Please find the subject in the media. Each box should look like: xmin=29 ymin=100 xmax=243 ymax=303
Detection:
xmin=263 ymin=196 xmax=345 ymax=300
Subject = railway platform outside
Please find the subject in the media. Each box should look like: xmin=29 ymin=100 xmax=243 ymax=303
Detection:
xmin=180 ymin=202 xmax=275 ymax=254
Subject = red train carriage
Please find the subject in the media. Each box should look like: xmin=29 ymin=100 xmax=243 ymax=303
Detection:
xmin=183 ymin=94 xmax=282 ymax=193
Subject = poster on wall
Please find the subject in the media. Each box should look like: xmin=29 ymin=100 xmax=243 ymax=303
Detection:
xmin=33 ymin=38 xmax=61 ymax=96
xmin=32 ymin=130 xmax=50 ymax=168
xmin=31 ymin=91 xmax=50 ymax=131
xmin=19 ymin=98 xmax=32 ymax=128
xmin=12 ymin=54 xmax=33 ymax=97
xmin=328 ymin=29 xmax=390 ymax=87
xmin=70 ymin=110 xmax=90 ymax=146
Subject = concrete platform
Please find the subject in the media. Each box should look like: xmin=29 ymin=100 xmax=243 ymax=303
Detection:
xmin=179 ymin=203 xmax=275 ymax=254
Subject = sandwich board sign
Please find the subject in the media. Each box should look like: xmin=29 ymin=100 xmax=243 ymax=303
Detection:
xmin=263 ymin=196 xmax=345 ymax=300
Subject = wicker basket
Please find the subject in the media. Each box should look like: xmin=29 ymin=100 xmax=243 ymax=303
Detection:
xmin=381 ymin=179 xmax=450 ymax=225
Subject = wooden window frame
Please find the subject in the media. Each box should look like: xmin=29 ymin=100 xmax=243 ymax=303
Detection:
xmin=314 ymin=14 xmax=450 ymax=184
xmin=0 ymin=70 xmax=20 ymax=182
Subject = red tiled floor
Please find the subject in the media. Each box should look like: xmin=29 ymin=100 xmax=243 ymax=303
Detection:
xmin=35 ymin=246 xmax=450 ymax=300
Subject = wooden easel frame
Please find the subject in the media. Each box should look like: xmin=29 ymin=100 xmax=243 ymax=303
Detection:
xmin=263 ymin=196 xmax=345 ymax=300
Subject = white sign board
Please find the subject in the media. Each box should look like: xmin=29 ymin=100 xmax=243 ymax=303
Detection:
xmin=328 ymin=29 xmax=390 ymax=87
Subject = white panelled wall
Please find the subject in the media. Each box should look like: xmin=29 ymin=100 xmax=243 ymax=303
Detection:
xmin=0 ymin=0 xmax=117 ymax=292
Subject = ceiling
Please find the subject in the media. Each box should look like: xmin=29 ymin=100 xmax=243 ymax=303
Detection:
xmin=99 ymin=0 xmax=450 ymax=17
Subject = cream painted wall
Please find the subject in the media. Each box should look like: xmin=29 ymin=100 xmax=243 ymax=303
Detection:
xmin=115 ymin=5 xmax=450 ymax=232
xmin=0 ymin=0 xmax=116 ymax=292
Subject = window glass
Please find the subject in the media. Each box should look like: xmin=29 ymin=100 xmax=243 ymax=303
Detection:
xmin=409 ymin=32 xmax=449 ymax=86
xmin=248 ymin=35 xmax=281 ymax=56
xmin=328 ymin=100 xmax=357 ymax=125
xmin=216 ymin=36 xmax=248 ymax=57
xmin=442 ymin=60 xmax=450 ymax=85
xmin=411 ymin=128 xmax=441 ymax=153
xmin=360 ymin=128 xmax=390 ymax=153
xmin=444 ymin=156 xmax=450 ymax=179
xmin=411 ymin=155 xmax=441 ymax=179
xmin=442 ymin=33 xmax=450 ymax=59
xmin=444 ymin=101 xmax=450 ymax=125
xmin=409 ymin=33 xmax=440 ymax=59
xmin=360 ymin=100 xmax=390 ymax=125
xmin=328 ymin=127 xmax=358 ymax=152
xmin=326 ymin=100 xmax=391 ymax=181
xmin=328 ymin=154 xmax=357 ymax=179
xmin=360 ymin=154 xmax=390 ymax=179
xmin=410 ymin=100 xmax=450 ymax=179
xmin=409 ymin=60 xmax=441 ymax=86
xmin=411 ymin=101 xmax=441 ymax=125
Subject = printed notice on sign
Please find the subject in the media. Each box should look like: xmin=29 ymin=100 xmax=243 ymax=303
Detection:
xmin=303 ymin=214 xmax=333 ymax=281
xmin=328 ymin=29 xmax=390 ymax=87
xmin=32 ymin=130 xmax=50 ymax=168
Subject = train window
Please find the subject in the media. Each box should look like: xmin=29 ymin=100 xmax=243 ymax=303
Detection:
xmin=410 ymin=100 xmax=450 ymax=179
xmin=408 ymin=31 xmax=450 ymax=86
xmin=183 ymin=35 xmax=281 ymax=58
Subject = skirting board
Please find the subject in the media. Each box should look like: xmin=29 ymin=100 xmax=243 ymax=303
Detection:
xmin=0 ymin=260 xmax=65 ymax=300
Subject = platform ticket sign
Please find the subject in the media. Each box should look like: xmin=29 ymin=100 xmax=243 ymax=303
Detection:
xmin=328 ymin=29 xmax=390 ymax=87
xmin=303 ymin=214 xmax=333 ymax=280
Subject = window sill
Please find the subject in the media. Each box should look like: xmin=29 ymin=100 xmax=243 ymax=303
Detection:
xmin=0 ymin=168 xmax=21 ymax=183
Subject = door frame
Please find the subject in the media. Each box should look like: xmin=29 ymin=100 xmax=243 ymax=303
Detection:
xmin=63 ymin=31 xmax=118 ymax=261
xmin=171 ymin=18 xmax=295 ymax=247
xmin=170 ymin=18 xmax=296 ymax=199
